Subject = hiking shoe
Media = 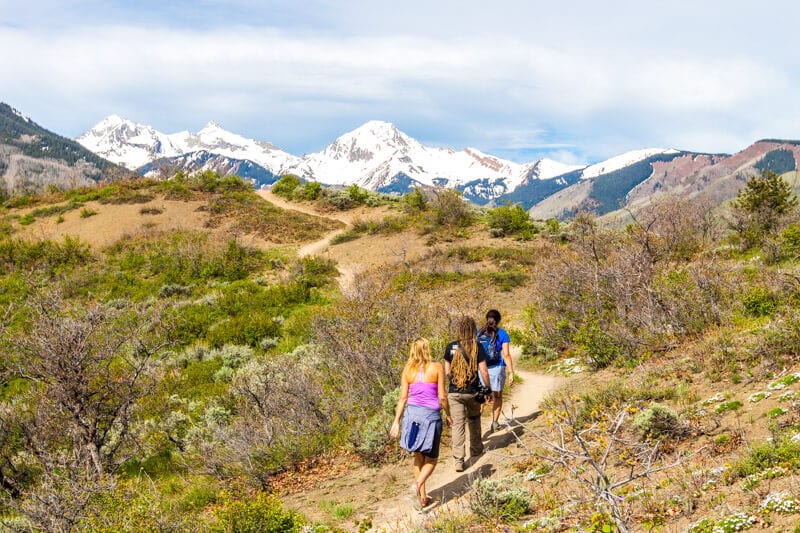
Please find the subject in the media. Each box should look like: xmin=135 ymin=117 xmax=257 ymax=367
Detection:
xmin=491 ymin=421 xmax=501 ymax=433
xmin=454 ymin=459 xmax=465 ymax=472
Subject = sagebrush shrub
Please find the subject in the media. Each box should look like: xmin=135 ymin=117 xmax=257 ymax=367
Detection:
xmin=352 ymin=410 xmax=392 ymax=465
xmin=470 ymin=475 xmax=531 ymax=521
xmin=632 ymin=402 xmax=681 ymax=438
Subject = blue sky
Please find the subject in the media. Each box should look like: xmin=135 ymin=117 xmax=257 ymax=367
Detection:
xmin=1 ymin=0 xmax=799 ymax=165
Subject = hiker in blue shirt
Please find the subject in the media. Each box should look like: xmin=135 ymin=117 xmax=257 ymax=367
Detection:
xmin=478 ymin=309 xmax=514 ymax=433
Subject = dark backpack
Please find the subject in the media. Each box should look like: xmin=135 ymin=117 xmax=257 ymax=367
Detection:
xmin=477 ymin=330 xmax=501 ymax=366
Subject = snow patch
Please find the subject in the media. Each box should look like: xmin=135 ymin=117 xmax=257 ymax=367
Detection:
xmin=581 ymin=148 xmax=678 ymax=179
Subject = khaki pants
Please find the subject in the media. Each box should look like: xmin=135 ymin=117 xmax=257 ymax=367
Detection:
xmin=448 ymin=392 xmax=484 ymax=461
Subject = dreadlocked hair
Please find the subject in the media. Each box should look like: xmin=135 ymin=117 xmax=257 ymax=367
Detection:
xmin=406 ymin=337 xmax=432 ymax=375
xmin=451 ymin=316 xmax=478 ymax=389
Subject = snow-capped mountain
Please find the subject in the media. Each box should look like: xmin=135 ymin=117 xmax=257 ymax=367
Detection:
xmin=9 ymin=97 xmax=799 ymax=219
xmin=138 ymin=150 xmax=278 ymax=185
xmin=75 ymin=115 xmax=700 ymax=208
xmin=282 ymin=120 xmax=534 ymax=200
xmin=78 ymin=117 xmax=585 ymax=203
xmin=77 ymin=115 xmax=188 ymax=169
xmin=77 ymin=116 xmax=299 ymax=174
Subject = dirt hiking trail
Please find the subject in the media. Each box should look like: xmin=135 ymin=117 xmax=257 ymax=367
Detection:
xmin=367 ymin=347 xmax=563 ymax=531
xmin=256 ymin=190 xmax=428 ymax=289
xmin=256 ymin=190 xmax=377 ymax=287
xmin=257 ymin=192 xmax=566 ymax=529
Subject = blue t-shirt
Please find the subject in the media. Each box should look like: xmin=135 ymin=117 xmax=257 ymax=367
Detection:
xmin=493 ymin=328 xmax=511 ymax=367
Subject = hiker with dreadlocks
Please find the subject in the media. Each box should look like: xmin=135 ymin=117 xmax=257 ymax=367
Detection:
xmin=390 ymin=337 xmax=451 ymax=510
xmin=443 ymin=316 xmax=491 ymax=472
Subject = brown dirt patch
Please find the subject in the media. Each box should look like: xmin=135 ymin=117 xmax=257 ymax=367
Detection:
xmin=17 ymin=198 xmax=210 ymax=249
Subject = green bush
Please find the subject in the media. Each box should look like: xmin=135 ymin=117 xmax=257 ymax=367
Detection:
xmin=158 ymin=173 xmax=195 ymax=200
xmin=100 ymin=191 xmax=155 ymax=205
xmin=206 ymin=312 xmax=282 ymax=348
xmin=158 ymin=283 xmax=194 ymax=298
xmin=715 ymin=400 xmax=743 ymax=414
xmin=574 ymin=320 xmax=625 ymax=369
xmin=401 ymin=188 xmax=427 ymax=213
xmin=781 ymin=223 xmax=800 ymax=258
xmin=271 ymin=174 xmax=302 ymax=199
xmin=732 ymin=437 xmax=800 ymax=479
xmin=216 ymin=344 xmax=254 ymax=369
xmin=0 ymin=235 xmax=93 ymax=275
xmin=299 ymin=181 xmax=322 ymax=200
xmin=470 ymin=475 xmax=531 ymax=521
xmin=213 ymin=492 xmax=306 ymax=533
xmin=292 ymin=255 xmax=339 ymax=288
xmin=31 ymin=201 xmax=83 ymax=218
xmin=330 ymin=230 xmax=362 ymax=245
xmin=430 ymin=188 xmax=473 ymax=229
xmin=486 ymin=269 xmax=528 ymax=291
xmin=79 ymin=484 xmax=194 ymax=532
xmin=352 ymin=410 xmax=392 ymax=465
xmin=742 ymin=287 xmax=777 ymax=317
xmin=486 ymin=203 xmax=537 ymax=238
xmin=652 ymin=268 xmax=722 ymax=335
xmin=346 ymin=183 xmax=368 ymax=205
xmin=632 ymin=402 xmax=681 ymax=438
xmin=545 ymin=218 xmax=560 ymax=233
xmin=352 ymin=388 xmax=400 ymax=465
xmin=105 ymin=232 xmax=265 ymax=287
xmin=731 ymin=170 xmax=798 ymax=249
xmin=179 ymin=483 xmax=218 ymax=512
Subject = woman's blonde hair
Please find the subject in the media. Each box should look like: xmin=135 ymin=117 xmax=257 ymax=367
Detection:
xmin=407 ymin=337 xmax=432 ymax=372
xmin=450 ymin=316 xmax=478 ymax=389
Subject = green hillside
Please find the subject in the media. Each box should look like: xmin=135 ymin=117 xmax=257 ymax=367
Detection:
xmin=2 ymin=171 xmax=800 ymax=531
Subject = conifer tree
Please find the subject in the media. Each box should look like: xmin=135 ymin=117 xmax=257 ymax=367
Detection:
xmin=731 ymin=169 xmax=798 ymax=248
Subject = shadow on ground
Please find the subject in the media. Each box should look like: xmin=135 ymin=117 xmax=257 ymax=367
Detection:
xmin=425 ymin=410 xmax=544 ymax=511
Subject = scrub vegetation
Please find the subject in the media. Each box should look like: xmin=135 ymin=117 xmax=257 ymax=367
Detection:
xmin=1 ymin=169 xmax=800 ymax=531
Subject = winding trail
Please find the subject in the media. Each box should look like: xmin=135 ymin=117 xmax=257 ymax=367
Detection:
xmin=369 ymin=346 xmax=564 ymax=531
xmin=257 ymin=191 xmax=565 ymax=528
xmin=256 ymin=190 xmax=377 ymax=288
xmin=256 ymin=189 xmax=352 ymax=256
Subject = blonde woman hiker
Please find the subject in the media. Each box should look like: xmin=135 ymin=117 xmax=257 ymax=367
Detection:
xmin=444 ymin=316 xmax=491 ymax=472
xmin=390 ymin=337 xmax=451 ymax=510
xmin=478 ymin=309 xmax=514 ymax=432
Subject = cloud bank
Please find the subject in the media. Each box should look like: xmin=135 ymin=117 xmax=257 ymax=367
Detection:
xmin=1 ymin=0 xmax=799 ymax=163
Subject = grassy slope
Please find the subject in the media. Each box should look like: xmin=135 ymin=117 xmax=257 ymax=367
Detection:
xmin=4 ymin=180 xmax=800 ymax=531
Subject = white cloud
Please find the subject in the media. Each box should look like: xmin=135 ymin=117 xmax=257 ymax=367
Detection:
xmin=1 ymin=6 xmax=799 ymax=162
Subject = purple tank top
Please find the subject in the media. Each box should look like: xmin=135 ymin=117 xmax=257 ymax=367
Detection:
xmin=408 ymin=366 xmax=441 ymax=411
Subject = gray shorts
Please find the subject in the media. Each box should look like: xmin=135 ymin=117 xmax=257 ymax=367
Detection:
xmin=480 ymin=365 xmax=506 ymax=393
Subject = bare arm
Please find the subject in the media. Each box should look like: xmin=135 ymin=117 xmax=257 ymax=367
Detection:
xmin=390 ymin=366 xmax=410 ymax=439
xmin=478 ymin=360 xmax=491 ymax=391
xmin=437 ymin=362 xmax=452 ymax=426
xmin=502 ymin=342 xmax=514 ymax=386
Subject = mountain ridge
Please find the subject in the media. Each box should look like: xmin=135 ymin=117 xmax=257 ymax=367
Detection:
xmin=77 ymin=115 xmax=669 ymax=205
xmin=6 ymin=102 xmax=800 ymax=218
xmin=0 ymin=103 xmax=130 ymax=195
xmin=80 ymin=114 xmax=800 ymax=217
